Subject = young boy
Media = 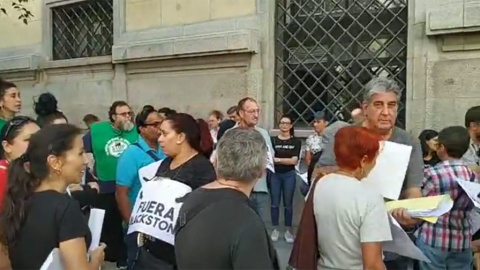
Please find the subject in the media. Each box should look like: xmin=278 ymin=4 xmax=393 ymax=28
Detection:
xmin=416 ymin=126 xmax=477 ymax=270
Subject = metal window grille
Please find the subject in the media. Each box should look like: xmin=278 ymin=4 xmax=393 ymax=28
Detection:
xmin=275 ymin=0 xmax=408 ymax=128
xmin=52 ymin=0 xmax=113 ymax=60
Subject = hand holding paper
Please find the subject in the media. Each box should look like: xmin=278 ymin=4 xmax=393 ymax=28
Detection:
xmin=88 ymin=208 xmax=105 ymax=252
xmin=385 ymin=195 xmax=453 ymax=224
xmin=455 ymin=179 xmax=480 ymax=208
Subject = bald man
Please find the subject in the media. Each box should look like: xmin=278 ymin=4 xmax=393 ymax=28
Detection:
xmin=351 ymin=108 xmax=364 ymax=123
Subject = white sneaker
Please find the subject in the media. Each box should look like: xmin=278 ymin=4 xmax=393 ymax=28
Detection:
xmin=271 ymin=229 xmax=280 ymax=242
xmin=285 ymin=230 xmax=294 ymax=243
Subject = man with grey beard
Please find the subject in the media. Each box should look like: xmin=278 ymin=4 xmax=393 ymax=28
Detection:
xmin=83 ymin=100 xmax=138 ymax=268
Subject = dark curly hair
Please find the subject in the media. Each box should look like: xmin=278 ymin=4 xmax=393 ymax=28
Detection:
xmin=34 ymin=93 xmax=67 ymax=127
xmin=0 ymin=124 xmax=81 ymax=247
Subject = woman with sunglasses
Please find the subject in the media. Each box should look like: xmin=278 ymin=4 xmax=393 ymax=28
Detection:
xmin=0 ymin=116 xmax=40 ymax=209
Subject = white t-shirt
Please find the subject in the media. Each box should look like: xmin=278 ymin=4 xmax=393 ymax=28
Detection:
xmin=313 ymin=173 xmax=392 ymax=270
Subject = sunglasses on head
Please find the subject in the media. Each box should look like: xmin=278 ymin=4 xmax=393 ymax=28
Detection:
xmin=3 ymin=116 xmax=32 ymax=139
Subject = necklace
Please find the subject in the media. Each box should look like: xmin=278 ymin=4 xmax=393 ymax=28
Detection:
xmin=157 ymin=153 xmax=198 ymax=181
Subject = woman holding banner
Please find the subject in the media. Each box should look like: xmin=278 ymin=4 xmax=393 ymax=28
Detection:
xmin=133 ymin=113 xmax=216 ymax=269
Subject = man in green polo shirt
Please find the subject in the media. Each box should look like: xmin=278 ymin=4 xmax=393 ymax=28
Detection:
xmin=0 ymin=79 xmax=21 ymax=131
xmin=83 ymin=101 xmax=138 ymax=268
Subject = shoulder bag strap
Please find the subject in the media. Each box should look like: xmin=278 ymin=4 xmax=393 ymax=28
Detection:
xmin=131 ymin=142 xmax=161 ymax=162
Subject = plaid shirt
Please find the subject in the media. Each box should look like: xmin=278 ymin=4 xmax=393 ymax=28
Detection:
xmin=416 ymin=160 xmax=477 ymax=251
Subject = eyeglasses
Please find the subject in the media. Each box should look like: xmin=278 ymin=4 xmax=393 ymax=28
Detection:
xmin=3 ymin=116 xmax=32 ymax=139
xmin=242 ymin=109 xmax=260 ymax=114
xmin=279 ymin=122 xmax=291 ymax=125
xmin=144 ymin=121 xmax=162 ymax=128
xmin=116 ymin=112 xmax=133 ymax=117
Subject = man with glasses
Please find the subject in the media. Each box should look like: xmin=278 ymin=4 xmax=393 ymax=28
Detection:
xmin=236 ymin=97 xmax=273 ymax=223
xmin=115 ymin=105 xmax=165 ymax=270
xmin=83 ymin=100 xmax=138 ymax=269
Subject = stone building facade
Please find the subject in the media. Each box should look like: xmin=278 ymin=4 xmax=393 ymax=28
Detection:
xmin=0 ymin=0 xmax=478 ymax=136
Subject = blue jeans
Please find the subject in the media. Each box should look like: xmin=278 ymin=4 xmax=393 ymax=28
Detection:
xmin=250 ymin=192 xmax=269 ymax=223
xmin=125 ymin=230 xmax=139 ymax=270
xmin=416 ymin=238 xmax=472 ymax=270
xmin=270 ymin=170 xmax=296 ymax=227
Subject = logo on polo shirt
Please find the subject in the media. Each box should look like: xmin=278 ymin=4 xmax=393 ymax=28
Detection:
xmin=104 ymin=137 xmax=130 ymax=157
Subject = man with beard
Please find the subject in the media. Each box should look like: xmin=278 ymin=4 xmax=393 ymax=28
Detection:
xmin=83 ymin=100 xmax=138 ymax=268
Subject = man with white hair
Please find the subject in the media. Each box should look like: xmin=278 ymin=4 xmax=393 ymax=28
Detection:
xmin=316 ymin=77 xmax=423 ymax=270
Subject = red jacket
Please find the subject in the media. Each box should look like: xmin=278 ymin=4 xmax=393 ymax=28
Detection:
xmin=0 ymin=159 xmax=9 ymax=210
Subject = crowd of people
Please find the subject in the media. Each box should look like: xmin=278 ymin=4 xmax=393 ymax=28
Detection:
xmin=0 ymin=75 xmax=478 ymax=270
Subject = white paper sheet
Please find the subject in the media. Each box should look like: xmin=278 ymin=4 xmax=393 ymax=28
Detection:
xmin=362 ymin=141 xmax=412 ymax=200
xmin=266 ymin=144 xmax=275 ymax=173
xmin=408 ymin=195 xmax=454 ymax=218
xmin=40 ymin=248 xmax=63 ymax=270
xmin=138 ymin=160 xmax=164 ymax=186
xmin=456 ymin=178 xmax=480 ymax=208
xmin=88 ymin=208 xmax=105 ymax=252
xmin=382 ymin=215 xmax=430 ymax=262
xmin=470 ymin=210 xmax=480 ymax=234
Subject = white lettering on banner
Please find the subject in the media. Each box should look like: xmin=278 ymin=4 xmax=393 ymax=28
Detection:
xmin=266 ymin=144 xmax=275 ymax=173
xmin=138 ymin=159 xmax=164 ymax=186
xmin=128 ymin=178 xmax=192 ymax=245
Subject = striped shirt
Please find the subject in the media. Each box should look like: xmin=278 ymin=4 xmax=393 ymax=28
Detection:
xmin=416 ymin=160 xmax=477 ymax=251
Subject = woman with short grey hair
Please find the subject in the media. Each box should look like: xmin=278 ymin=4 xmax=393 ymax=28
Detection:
xmin=175 ymin=127 xmax=279 ymax=269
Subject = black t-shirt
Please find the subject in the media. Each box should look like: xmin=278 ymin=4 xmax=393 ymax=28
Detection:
xmin=175 ymin=188 xmax=279 ymax=269
xmin=8 ymin=190 xmax=91 ymax=269
xmin=144 ymin=154 xmax=216 ymax=265
xmin=271 ymin=136 xmax=302 ymax=173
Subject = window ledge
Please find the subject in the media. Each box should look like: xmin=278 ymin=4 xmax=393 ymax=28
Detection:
xmin=0 ymin=54 xmax=42 ymax=73
xmin=112 ymin=30 xmax=259 ymax=63
xmin=42 ymin=56 xmax=112 ymax=69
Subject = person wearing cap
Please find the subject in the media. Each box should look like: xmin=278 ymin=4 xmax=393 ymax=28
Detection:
xmin=305 ymin=111 xmax=328 ymax=183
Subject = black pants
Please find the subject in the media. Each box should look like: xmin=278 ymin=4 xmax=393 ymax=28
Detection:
xmin=95 ymin=193 xmax=126 ymax=263
xmin=134 ymin=247 xmax=175 ymax=270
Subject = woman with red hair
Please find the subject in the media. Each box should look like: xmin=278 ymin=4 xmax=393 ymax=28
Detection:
xmin=313 ymin=126 xmax=392 ymax=270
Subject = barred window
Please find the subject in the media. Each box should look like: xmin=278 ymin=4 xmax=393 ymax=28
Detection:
xmin=275 ymin=0 xmax=408 ymax=127
xmin=52 ymin=0 xmax=114 ymax=60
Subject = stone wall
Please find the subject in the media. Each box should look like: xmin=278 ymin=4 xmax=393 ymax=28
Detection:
xmin=0 ymin=0 xmax=275 ymax=129
xmin=407 ymin=0 xmax=480 ymax=135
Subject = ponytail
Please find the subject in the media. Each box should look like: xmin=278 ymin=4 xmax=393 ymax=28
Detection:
xmin=0 ymin=156 xmax=40 ymax=246
xmin=196 ymin=119 xmax=214 ymax=158
xmin=290 ymin=125 xmax=295 ymax=137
